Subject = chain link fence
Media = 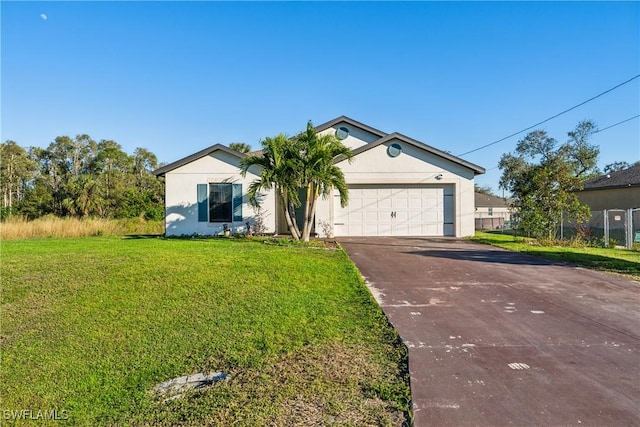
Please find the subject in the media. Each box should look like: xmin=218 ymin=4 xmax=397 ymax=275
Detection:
xmin=475 ymin=217 xmax=507 ymax=230
xmin=632 ymin=208 xmax=640 ymax=247
xmin=559 ymin=208 xmax=639 ymax=249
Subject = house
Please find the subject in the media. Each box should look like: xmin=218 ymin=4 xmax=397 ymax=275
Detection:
xmin=576 ymin=165 xmax=640 ymax=248
xmin=578 ymin=164 xmax=640 ymax=211
xmin=474 ymin=192 xmax=511 ymax=230
xmin=154 ymin=116 xmax=485 ymax=238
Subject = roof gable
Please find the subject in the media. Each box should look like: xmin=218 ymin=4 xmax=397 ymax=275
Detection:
xmin=154 ymin=116 xmax=486 ymax=177
xmin=582 ymin=164 xmax=640 ymax=191
xmin=154 ymin=144 xmax=246 ymax=176
xmin=337 ymin=132 xmax=485 ymax=175
xmin=314 ymin=115 xmax=388 ymax=138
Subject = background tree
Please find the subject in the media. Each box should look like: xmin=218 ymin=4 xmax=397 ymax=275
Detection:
xmin=229 ymin=142 xmax=252 ymax=154
xmin=133 ymin=148 xmax=158 ymax=183
xmin=0 ymin=141 xmax=35 ymax=217
xmin=499 ymin=120 xmax=599 ymax=239
xmin=602 ymin=160 xmax=639 ymax=174
xmin=89 ymin=140 xmax=133 ymax=217
xmin=474 ymin=183 xmax=496 ymax=196
xmin=3 ymin=135 xmax=164 ymax=220
xmin=124 ymin=148 xmax=164 ymax=220
xmin=563 ymin=120 xmax=600 ymax=181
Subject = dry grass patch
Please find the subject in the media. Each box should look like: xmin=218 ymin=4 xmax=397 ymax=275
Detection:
xmin=143 ymin=343 xmax=410 ymax=426
xmin=0 ymin=215 xmax=162 ymax=240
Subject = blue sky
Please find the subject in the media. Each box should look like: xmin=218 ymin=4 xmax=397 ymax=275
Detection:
xmin=2 ymin=1 xmax=639 ymax=193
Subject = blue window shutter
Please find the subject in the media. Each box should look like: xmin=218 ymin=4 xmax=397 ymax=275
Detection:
xmin=197 ymin=184 xmax=208 ymax=222
xmin=232 ymin=183 xmax=243 ymax=222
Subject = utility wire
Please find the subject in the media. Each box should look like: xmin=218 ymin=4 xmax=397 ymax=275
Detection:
xmin=593 ymin=114 xmax=640 ymax=134
xmin=482 ymin=114 xmax=640 ymax=173
xmin=457 ymin=74 xmax=640 ymax=156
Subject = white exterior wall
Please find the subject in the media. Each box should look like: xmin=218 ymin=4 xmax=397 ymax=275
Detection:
xmin=317 ymin=124 xmax=380 ymax=150
xmin=475 ymin=207 xmax=511 ymax=219
xmin=164 ymin=150 xmax=277 ymax=236
xmin=315 ymin=123 xmax=384 ymax=236
xmin=161 ymin=122 xmax=481 ymax=238
xmin=458 ymin=179 xmax=476 ymax=237
xmin=314 ymin=139 xmax=477 ymax=237
xmin=314 ymin=191 xmax=334 ymax=237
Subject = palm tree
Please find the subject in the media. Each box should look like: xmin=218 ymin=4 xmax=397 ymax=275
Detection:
xmin=240 ymin=122 xmax=353 ymax=241
xmin=229 ymin=142 xmax=252 ymax=154
xmin=296 ymin=121 xmax=353 ymax=241
xmin=239 ymin=134 xmax=304 ymax=239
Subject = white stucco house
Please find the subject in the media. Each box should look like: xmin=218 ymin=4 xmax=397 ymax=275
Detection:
xmin=475 ymin=192 xmax=513 ymax=230
xmin=154 ymin=116 xmax=485 ymax=238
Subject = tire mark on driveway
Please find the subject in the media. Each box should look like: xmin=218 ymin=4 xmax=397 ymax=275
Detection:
xmin=339 ymin=237 xmax=640 ymax=427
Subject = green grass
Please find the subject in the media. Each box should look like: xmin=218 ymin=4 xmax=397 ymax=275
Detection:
xmin=1 ymin=237 xmax=411 ymax=425
xmin=472 ymin=231 xmax=640 ymax=280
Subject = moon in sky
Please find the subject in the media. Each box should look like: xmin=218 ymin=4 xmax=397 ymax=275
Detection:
xmin=40 ymin=13 xmax=48 ymax=20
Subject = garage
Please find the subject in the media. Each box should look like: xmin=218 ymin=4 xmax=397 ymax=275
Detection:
xmin=333 ymin=185 xmax=454 ymax=237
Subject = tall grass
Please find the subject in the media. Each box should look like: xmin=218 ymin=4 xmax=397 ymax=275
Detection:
xmin=0 ymin=215 xmax=163 ymax=240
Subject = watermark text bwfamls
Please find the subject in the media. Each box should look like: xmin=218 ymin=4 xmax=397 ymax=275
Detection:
xmin=3 ymin=409 xmax=69 ymax=421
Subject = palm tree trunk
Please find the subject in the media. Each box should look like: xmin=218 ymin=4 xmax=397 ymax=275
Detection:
xmin=280 ymin=190 xmax=300 ymax=240
xmin=288 ymin=200 xmax=301 ymax=239
xmin=7 ymin=182 xmax=12 ymax=214
xmin=301 ymin=184 xmax=313 ymax=241
xmin=302 ymin=187 xmax=320 ymax=242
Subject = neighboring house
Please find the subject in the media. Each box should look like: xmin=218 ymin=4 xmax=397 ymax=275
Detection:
xmin=578 ymin=164 xmax=640 ymax=211
xmin=154 ymin=116 xmax=485 ymax=238
xmin=474 ymin=192 xmax=511 ymax=230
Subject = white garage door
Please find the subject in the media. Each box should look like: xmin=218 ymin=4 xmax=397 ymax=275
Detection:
xmin=334 ymin=185 xmax=454 ymax=237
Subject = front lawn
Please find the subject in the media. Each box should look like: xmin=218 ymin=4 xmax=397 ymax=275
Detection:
xmin=472 ymin=231 xmax=640 ymax=280
xmin=1 ymin=237 xmax=411 ymax=425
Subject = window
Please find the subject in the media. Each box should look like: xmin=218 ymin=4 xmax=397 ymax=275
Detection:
xmin=387 ymin=143 xmax=402 ymax=158
xmin=210 ymin=183 xmax=233 ymax=222
xmin=197 ymin=183 xmax=243 ymax=223
xmin=488 ymin=207 xmax=494 ymax=216
xmin=335 ymin=126 xmax=349 ymax=140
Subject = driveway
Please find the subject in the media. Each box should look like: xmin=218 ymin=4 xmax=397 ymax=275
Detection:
xmin=338 ymin=237 xmax=640 ymax=427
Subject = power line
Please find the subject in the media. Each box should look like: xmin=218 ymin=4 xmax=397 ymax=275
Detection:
xmin=593 ymin=114 xmax=640 ymax=134
xmin=457 ymin=74 xmax=640 ymax=157
xmin=482 ymin=114 xmax=639 ymax=173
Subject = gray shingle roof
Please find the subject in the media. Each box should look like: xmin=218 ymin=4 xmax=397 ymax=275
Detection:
xmin=153 ymin=116 xmax=486 ymax=177
xmin=314 ymin=115 xmax=388 ymax=138
xmin=154 ymin=144 xmax=246 ymax=177
xmin=341 ymin=131 xmax=485 ymax=175
xmin=582 ymin=164 xmax=640 ymax=191
xmin=475 ymin=192 xmax=510 ymax=208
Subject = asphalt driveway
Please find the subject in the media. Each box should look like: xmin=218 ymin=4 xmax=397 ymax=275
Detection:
xmin=338 ymin=237 xmax=640 ymax=427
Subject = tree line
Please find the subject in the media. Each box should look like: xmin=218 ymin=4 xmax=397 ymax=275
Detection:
xmin=0 ymin=136 xmax=164 ymax=220
xmin=3 ymin=120 xmax=632 ymax=240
